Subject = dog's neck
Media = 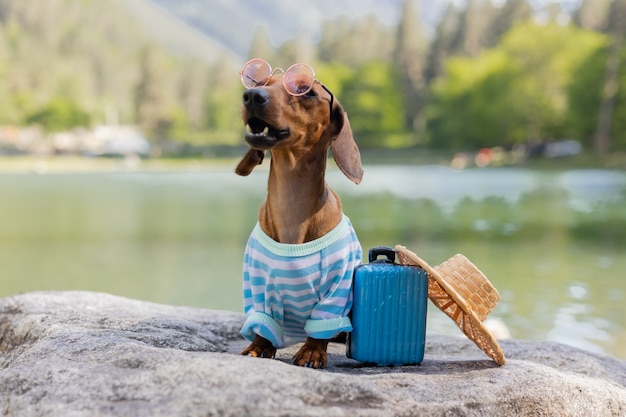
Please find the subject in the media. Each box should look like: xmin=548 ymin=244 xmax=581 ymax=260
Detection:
xmin=260 ymin=147 xmax=342 ymax=244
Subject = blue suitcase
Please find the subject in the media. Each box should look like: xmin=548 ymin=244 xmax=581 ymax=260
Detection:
xmin=347 ymin=246 xmax=428 ymax=365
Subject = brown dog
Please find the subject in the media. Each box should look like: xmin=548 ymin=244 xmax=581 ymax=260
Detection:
xmin=235 ymin=59 xmax=363 ymax=368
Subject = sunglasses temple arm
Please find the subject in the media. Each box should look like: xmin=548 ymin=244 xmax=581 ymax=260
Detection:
xmin=321 ymin=84 xmax=334 ymax=113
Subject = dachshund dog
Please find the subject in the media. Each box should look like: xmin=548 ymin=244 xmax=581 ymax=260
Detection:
xmin=235 ymin=59 xmax=363 ymax=368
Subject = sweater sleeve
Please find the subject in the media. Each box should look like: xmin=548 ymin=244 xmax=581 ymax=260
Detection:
xmin=240 ymin=229 xmax=286 ymax=348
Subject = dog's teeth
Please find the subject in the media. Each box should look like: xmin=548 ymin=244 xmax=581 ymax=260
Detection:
xmin=262 ymin=126 xmax=269 ymax=135
xmin=246 ymin=124 xmax=253 ymax=133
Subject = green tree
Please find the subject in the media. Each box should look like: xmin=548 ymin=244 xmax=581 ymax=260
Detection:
xmin=25 ymin=96 xmax=90 ymax=132
xmin=594 ymin=0 xmax=626 ymax=154
xmin=314 ymin=61 xmax=355 ymax=99
xmin=318 ymin=16 xmax=352 ymax=63
xmin=393 ymin=0 xmax=428 ymax=131
xmin=134 ymin=45 xmax=174 ymax=140
xmin=572 ymin=0 xmax=612 ymax=31
xmin=317 ymin=15 xmax=392 ymax=66
xmin=565 ymin=45 xmax=609 ymax=147
xmin=278 ymin=29 xmax=317 ymax=65
xmin=179 ymin=60 xmax=210 ymax=130
xmin=426 ymin=22 xmax=606 ymax=150
xmin=205 ymin=56 xmax=242 ymax=144
xmin=424 ymin=5 xmax=458 ymax=83
xmin=341 ymin=61 xmax=407 ymax=147
xmin=248 ymin=25 xmax=276 ymax=62
xmin=426 ymin=50 xmax=519 ymax=149
xmin=450 ymin=0 xmax=486 ymax=57
xmin=484 ymin=0 xmax=533 ymax=48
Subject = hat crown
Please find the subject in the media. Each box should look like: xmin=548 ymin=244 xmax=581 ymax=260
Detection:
xmin=434 ymin=254 xmax=500 ymax=322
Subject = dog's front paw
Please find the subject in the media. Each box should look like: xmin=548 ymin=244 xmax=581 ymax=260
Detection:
xmin=241 ymin=335 xmax=276 ymax=359
xmin=292 ymin=338 xmax=329 ymax=369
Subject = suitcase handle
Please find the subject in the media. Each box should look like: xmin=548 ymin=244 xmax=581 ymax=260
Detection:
xmin=368 ymin=246 xmax=396 ymax=264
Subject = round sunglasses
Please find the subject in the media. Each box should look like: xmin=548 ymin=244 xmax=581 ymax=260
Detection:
xmin=239 ymin=58 xmax=318 ymax=96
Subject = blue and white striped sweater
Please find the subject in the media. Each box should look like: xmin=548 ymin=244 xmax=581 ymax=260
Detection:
xmin=240 ymin=215 xmax=362 ymax=348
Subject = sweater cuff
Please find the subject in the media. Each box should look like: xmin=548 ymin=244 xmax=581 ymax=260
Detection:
xmin=240 ymin=312 xmax=285 ymax=348
xmin=304 ymin=316 xmax=353 ymax=340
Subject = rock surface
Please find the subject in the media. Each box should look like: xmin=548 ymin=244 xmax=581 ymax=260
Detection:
xmin=0 ymin=291 xmax=625 ymax=417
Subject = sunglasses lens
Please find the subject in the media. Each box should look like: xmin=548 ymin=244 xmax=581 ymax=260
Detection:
xmin=283 ymin=63 xmax=315 ymax=96
xmin=241 ymin=59 xmax=272 ymax=88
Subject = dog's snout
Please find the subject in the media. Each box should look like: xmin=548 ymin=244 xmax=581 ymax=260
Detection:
xmin=243 ymin=88 xmax=270 ymax=109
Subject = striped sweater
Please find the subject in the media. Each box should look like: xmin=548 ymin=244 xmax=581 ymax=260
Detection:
xmin=240 ymin=215 xmax=362 ymax=348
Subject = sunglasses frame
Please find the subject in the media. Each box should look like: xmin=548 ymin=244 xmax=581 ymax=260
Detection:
xmin=240 ymin=58 xmax=334 ymax=113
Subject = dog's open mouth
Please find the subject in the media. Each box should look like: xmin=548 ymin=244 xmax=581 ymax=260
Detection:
xmin=245 ymin=117 xmax=290 ymax=149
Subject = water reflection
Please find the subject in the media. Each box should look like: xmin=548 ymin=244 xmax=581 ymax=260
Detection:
xmin=332 ymin=166 xmax=626 ymax=234
xmin=548 ymin=292 xmax=612 ymax=355
xmin=558 ymin=169 xmax=626 ymax=210
xmin=0 ymin=166 xmax=624 ymax=359
xmin=330 ymin=165 xmax=539 ymax=211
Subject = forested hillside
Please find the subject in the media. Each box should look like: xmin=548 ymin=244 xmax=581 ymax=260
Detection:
xmin=1 ymin=0 xmax=626 ymax=154
xmin=0 ymin=0 xmax=242 ymax=147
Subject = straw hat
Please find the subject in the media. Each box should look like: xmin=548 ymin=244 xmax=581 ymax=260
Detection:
xmin=394 ymin=245 xmax=506 ymax=366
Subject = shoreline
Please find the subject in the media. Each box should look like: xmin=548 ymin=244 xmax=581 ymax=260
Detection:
xmin=1 ymin=151 xmax=625 ymax=174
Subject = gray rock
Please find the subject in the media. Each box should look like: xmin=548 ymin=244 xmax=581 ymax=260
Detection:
xmin=1 ymin=291 xmax=625 ymax=417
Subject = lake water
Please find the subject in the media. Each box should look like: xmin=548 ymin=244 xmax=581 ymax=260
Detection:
xmin=1 ymin=164 xmax=625 ymax=359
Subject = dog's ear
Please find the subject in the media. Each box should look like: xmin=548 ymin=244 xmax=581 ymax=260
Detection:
xmin=329 ymin=104 xmax=363 ymax=185
xmin=235 ymin=149 xmax=265 ymax=176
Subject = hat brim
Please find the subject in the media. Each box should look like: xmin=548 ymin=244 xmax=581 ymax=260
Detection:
xmin=395 ymin=245 xmax=506 ymax=366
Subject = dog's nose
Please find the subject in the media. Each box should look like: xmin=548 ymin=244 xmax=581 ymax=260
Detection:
xmin=243 ymin=88 xmax=270 ymax=109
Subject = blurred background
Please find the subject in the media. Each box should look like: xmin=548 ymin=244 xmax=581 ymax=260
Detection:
xmin=0 ymin=0 xmax=625 ymax=359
